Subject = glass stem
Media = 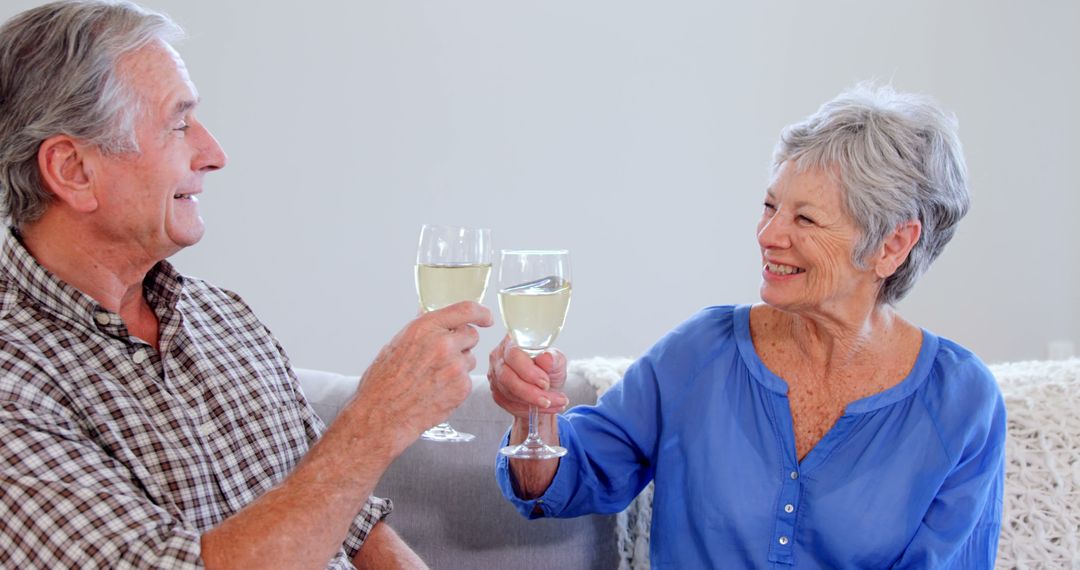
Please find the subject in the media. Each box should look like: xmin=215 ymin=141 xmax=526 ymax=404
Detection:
xmin=525 ymin=405 xmax=541 ymax=445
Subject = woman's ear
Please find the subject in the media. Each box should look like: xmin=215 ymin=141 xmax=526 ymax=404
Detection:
xmin=875 ymin=220 xmax=922 ymax=279
xmin=37 ymin=135 xmax=99 ymax=213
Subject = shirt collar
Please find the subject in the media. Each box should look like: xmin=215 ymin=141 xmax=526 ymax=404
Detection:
xmin=0 ymin=227 xmax=185 ymax=329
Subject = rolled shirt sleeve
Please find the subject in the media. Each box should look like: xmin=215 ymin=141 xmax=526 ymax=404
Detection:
xmin=341 ymin=496 xmax=394 ymax=560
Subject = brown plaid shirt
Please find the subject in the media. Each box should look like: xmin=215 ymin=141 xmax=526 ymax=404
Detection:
xmin=0 ymin=230 xmax=391 ymax=568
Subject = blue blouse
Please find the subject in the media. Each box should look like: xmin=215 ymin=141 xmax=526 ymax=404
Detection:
xmin=497 ymin=305 xmax=1005 ymax=568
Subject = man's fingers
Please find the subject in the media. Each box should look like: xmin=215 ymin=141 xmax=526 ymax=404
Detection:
xmin=447 ymin=323 xmax=481 ymax=353
xmin=426 ymin=301 xmax=493 ymax=329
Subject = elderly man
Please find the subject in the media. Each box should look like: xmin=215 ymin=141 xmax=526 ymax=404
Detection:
xmin=0 ymin=1 xmax=491 ymax=568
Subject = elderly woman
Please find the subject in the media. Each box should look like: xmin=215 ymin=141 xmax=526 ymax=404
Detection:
xmin=487 ymin=84 xmax=1004 ymax=568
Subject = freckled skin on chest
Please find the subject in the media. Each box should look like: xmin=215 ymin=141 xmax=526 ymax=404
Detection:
xmin=785 ymin=372 xmax=897 ymax=460
xmin=758 ymin=338 xmax=869 ymax=461
xmin=752 ymin=308 xmax=921 ymax=462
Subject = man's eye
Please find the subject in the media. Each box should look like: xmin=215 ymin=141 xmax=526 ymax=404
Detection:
xmin=175 ymin=121 xmax=190 ymax=132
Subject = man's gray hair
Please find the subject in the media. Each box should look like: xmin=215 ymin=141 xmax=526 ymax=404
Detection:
xmin=772 ymin=83 xmax=970 ymax=306
xmin=0 ymin=0 xmax=183 ymax=226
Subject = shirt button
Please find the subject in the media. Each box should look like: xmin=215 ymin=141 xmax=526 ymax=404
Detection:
xmin=94 ymin=312 xmax=110 ymax=325
xmin=199 ymin=422 xmax=215 ymax=437
xmin=132 ymin=350 xmax=148 ymax=364
xmin=790 ymin=471 xmax=799 ymax=480
xmin=784 ymin=503 xmax=795 ymax=514
xmin=778 ymin=536 xmax=789 ymax=545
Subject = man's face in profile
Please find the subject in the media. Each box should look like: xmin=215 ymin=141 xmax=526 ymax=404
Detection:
xmin=86 ymin=40 xmax=227 ymax=260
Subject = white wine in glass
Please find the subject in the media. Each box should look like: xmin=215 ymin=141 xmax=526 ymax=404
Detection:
xmin=415 ymin=263 xmax=492 ymax=312
xmin=498 ymin=250 xmax=572 ymax=460
xmin=414 ymin=224 xmax=492 ymax=443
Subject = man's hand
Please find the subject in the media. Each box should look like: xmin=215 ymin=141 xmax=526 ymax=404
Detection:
xmin=487 ymin=335 xmax=569 ymax=418
xmin=351 ymin=301 xmax=493 ymax=457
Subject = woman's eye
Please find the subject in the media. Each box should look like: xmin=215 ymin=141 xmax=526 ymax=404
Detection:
xmin=797 ymin=215 xmax=815 ymax=225
xmin=763 ymin=202 xmax=776 ymax=212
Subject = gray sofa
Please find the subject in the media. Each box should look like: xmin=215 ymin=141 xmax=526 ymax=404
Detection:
xmin=295 ymin=368 xmax=618 ymax=569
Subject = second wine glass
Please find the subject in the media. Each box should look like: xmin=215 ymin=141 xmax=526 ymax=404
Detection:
xmin=415 ymin=224 xmax=492 ymax=443
xmin=498 ymin=249 xmax=572 ymax=460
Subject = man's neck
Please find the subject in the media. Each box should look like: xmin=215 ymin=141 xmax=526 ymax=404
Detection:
xmin=20 ymin=213 xmax=162 ymax=347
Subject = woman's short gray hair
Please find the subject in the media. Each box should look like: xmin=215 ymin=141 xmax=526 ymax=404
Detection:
xmin=772 ymin=83 xmax=970 ymax=306
xmin=0 ymin=0 xmax=183 ymax=226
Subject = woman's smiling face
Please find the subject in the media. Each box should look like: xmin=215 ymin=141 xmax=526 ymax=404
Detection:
xmin=756 ymin=161 xmax=882 ymax=316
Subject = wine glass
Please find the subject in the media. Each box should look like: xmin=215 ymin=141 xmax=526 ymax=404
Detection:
xmin=497 ymin=249 xmax=572 ymax=459
xmin=415 ymin=224 xmax=493 ymax=442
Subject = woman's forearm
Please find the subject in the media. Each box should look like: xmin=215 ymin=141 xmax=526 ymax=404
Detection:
xmin=507 ymin=414 xmax=561 ymax=499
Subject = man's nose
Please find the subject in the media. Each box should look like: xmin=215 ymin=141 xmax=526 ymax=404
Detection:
xmin=193 ymin=121 xmax=227 ymax=172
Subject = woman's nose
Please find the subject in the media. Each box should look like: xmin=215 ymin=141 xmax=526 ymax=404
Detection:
xmin=757 ymin=214 xmax=791 ymax=249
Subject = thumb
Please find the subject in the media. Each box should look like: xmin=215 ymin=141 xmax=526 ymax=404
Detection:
xmin=426 ymin=301 xmax=494 ymax=329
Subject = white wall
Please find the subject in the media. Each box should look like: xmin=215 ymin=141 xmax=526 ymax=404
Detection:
xmin=4 ymin=0 xmax=1077 ymax=372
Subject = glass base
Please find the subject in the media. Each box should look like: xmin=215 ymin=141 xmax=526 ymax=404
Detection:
xmin=499 ymin=441 xmax=567 ymax=460
xmin=421 ymin=423 xmax=475 ymax=443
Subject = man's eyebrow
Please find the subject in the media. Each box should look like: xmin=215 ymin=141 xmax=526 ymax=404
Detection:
xmin=172 ymin=98 xmax=199 ymax=117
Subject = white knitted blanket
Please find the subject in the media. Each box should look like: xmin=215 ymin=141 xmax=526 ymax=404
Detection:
xmin=567 ymin=356 xmax=1080 ymax=569
xmin=993 ymin=358 xmax=1080 ymax=568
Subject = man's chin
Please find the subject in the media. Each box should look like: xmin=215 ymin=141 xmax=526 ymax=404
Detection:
xmin=165 ymin=224 xmax=205 ymax=255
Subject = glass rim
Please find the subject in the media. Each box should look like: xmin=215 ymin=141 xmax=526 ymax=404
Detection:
xmin=420 ymin=223 xmax=491 ymax=233
xmin=500 ymin=249 xmax=570 ymax=255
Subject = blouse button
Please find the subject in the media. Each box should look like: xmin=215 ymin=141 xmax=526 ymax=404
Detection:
xmin=790 ymin=471 xmax=799 ymax=480
xmin=778 ymin=536 xmax=790 ymax=545
xmin=784 ymin=503 xmax=795 ymax=514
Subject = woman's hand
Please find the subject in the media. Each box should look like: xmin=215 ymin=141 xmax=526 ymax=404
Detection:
xmin=487 ymin=335 xmax=568 ymax=499
xmin=487 ymin=335 xmax=569 ymax=417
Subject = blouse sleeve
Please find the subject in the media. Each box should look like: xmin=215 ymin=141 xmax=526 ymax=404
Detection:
xmin=496 ymin=354 xmax=663 ymax=519
xmin=892 ymin=382 xmax=1007 ymax=568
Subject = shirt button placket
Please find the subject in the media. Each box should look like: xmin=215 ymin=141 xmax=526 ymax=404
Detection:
xmin=769 ymin=469 xmax=801 ymax=563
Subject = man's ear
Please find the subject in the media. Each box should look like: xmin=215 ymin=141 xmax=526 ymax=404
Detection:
xmin=37 ymin=135 xmax=99 ymax=213
xmin=874 ymin=220 xmax=922 ymax=279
